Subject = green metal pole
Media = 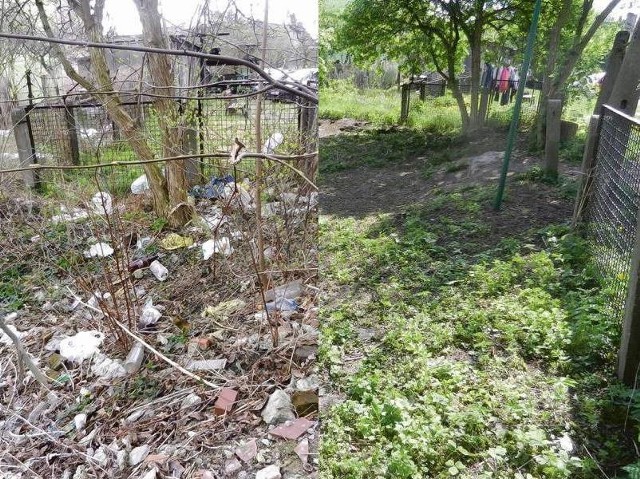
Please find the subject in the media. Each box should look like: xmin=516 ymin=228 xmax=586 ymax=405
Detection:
xmin=494 ymin=0 xmax=543 ymax=210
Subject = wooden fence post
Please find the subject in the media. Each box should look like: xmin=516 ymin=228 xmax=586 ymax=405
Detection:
xmin=619 ymin=212 xmax=640 ymax=385
xmin=11 ymin=107 xmax=39 ymax=188
xmin=400 ymin=84 xmax=410 ymax=124
xmin=544 ymin=99 xmax=562 ymax=179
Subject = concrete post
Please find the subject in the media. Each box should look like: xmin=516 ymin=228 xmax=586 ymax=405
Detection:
xmin=595 ymin=31 xmax=630 ymax=115
xmin=544 ymin=99 xmax=562 ymax=179
xmin=609 ymin=21 xmax=640 ymax=116
xmin=619 ymin=209 xmax=640 ymax=385
xmin=10 ymin=108 xmax=38 ymax=188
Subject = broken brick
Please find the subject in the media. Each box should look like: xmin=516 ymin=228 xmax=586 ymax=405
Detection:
xmin=269 ymin=418 xmax=314 ymax=440
xmin=214 ymin=387 xmax=238 ymax=415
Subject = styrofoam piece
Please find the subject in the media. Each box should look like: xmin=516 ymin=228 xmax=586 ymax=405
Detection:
xmin=84 ymin=242 xmax=114 ymax=258
xmin=59 ymin=331 xmax=105 ymax=363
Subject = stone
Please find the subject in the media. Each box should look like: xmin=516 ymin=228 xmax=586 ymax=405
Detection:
xmin=293 ymin=375 xmax=320 ymax=392
xmin=224 ymin=458 xmax=242 ymax=476
xmin=129 ymin=445 xmax=150 ymax=466
xmin=293 ymin=345 xmax=317 ymax=362
xmin=235 ymin=439 xmax=257 ymax=463
xmin=261 ymin=390 xmax=295 ymax=425
xmin=255 ymin=465 xmax=281 ymax=479
xmin=269 ymin=418 xmax=314 ymax=440
xmin=294 ymin=439 xmax=309 ymax=464
xmin=180 ymin=394 xmax=202 ymax=410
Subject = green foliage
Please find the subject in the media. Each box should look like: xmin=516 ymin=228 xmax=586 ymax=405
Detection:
xmin=321 ymin=183 xmax=636 ymax=478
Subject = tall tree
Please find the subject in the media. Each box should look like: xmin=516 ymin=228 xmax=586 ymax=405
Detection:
xmin=35 ymin=0 xmax=188 ymax=226
xmin=337 ymin=0 xmax=526 ymax=129
xmin=534 ymin=0 xmax=622 ymax=147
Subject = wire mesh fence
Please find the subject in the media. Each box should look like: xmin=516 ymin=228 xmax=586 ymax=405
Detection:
xmin=583 ymin=105 xmax=640 ymax=321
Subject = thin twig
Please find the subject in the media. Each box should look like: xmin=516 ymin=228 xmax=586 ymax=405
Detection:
xmin=67 ymin=287 xmax=220 ymax=390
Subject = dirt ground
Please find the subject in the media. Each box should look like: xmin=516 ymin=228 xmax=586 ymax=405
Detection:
xmin=319 ymin=119 xmax=578 ymax=228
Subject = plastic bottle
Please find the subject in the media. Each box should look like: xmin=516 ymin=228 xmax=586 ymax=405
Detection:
xmin=124 ymin=342 xmax=145 ymax=374
xmin=128 ymin=254 xmax=159 ymax=273
xmin=149 ymin=260 xmax=168 ymax=281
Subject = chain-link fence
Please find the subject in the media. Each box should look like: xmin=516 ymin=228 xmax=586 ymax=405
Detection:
xmin=582 ymin=105 xmax=640 ymax=320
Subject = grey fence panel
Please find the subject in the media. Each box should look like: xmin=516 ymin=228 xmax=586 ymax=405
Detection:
xmin=584 ymin=105 xmax=640 ymax=320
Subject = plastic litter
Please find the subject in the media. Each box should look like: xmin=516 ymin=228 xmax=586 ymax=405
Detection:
xmin=51 ymin=206 xmax=89 ymax=223
xmin=131 ymin=174 xmax=150 ymax=194
xmin=160 ymin=233 xmax=193 ymax=250
xmin=266 ymin=297 xmax=298 ymax=312
xmin=128 ymin=254 xmax=159 ymax=273
xmin=136 ymin=237 xmax=153 ymax=250
xmin=264 ymin=279 xmax=303 ymax=302
xmin=0 ymin=324 xmax=25 ymax=345
xmin=202 ymin=237 xmax=233 ymax=260
xmin=264 ymin=132 xmax=284 ymax=154
xmin=190 ymin=175 xmax=234 ymax=200
xmin=83 ymin=242 xmax=114 ymax=258
xmin=91 ymin=353 xmax=127 ymax=379
xmin=90 ymin=192 xmax=113 ymax=215
xmin=185 ymin=359 xmax=227 ymax=371
xmin=149 ymin=260 xmax=168 ymax=281
xmin=139 ymin=298 xmax=162 ymax=326
xmin=124 ymin=343 xmax=145 ymax=374
xmin=59 ymin=331 xmax=105 ymax=363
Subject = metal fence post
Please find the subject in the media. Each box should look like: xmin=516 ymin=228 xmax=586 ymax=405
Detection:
xmin=11 ymin=108 xmax=39 ymax=188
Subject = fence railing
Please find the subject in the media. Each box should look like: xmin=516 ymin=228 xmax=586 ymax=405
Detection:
xmin=578 ymin=104 xmax=640 ymax=385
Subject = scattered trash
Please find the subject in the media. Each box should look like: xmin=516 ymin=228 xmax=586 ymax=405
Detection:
xmin=160 ymin=233 xmax=194 ymax=250
xmin=266 ymin=297 xmax=298 ymax=312
xmin=131 ymin=174 xmax=150 ymax=194
xmin=124 ymin=343 xmax=145 ymax=374
xmin=83 ymin=242 xmax=114 ymax=258
xmin=190 ymin=175 xmax=234 ymax=200
xmin=51 ymin=206 xmax=89 ymax=223
xmin=140 ymin=468 xmax=157 ymax=479
xmin=136 ymin=237 xmax=153 ymax=250
xmin=180 ymin=393 xmax=202 ymax=410
xmin=264 ymin=132 xmax=284 ymax=154
xmin=129 ymin=444 xmax=150 ymax=466
xmin=126 ymin=409 xmax=146 ymax=423
xmin=59 ymin=331 xmax=105 ymax=363
xmin=149 ymin=260 xmax=168 ymax=281
xmin=264 ymin=280 xmax=303 ymax=302
xmin=214 ymin=387 xmax=238 ymax=416
xmin=128 ymin=254 xmax=159 ymax=273
xmin=255 ymin=464 xmax=281 ymax=479
xmin=261 ymin=389 xmax=295 ymax=425
xmin=270 ymin=418 xmax=314 ymax=440
xmin=91 ymin=353 xmax=127 ymax=379
xmin=185 ymin=359 xmax=227 ymax=371
xmin=139 ymin=299 xmax=162 ymax=327
xmin=201 ymin=299 xmax=246 ymax=319
xmin=74 ymin=413 xmax=87 ymax=432
xmin=292 ymin=390 xmax=319 ymax=416
xmin=90 ymin=192 xmax=113 ymax=215
xmin=222 ymin=181 xmax=253 ymax=208
xmin=93 ymin=447 xmax=109 ymax=467
xmin=558 ymin=433 xmax=574 ymax=453
xmin=0 ymin=324 xmax=25 ymax=345
xmin=235 ymin=439 xmax=257 ymax=464
xmin=202 ymin=237 xmax=233 ymax=259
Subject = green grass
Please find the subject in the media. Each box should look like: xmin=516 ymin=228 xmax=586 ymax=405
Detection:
xmin=320 ymin=184 xmax=637 ymax=478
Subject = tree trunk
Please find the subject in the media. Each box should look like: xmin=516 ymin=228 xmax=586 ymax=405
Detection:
xmin=450 ymin=79 xmax=470 ymax=128
xmin=134 ymin=0 xmax=190 ymax=228
xmin=468 ymin=26 xmax=483 ymax=129
xmin=35 ymin=0 xmax=170 ymax=218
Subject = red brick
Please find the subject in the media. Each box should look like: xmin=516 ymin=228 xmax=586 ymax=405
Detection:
xmin=214 ymin=387 xmax=238 ymax=415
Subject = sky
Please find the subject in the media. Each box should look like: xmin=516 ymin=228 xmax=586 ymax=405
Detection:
xmin=103 ymin=0 xmax=318 ymax=38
